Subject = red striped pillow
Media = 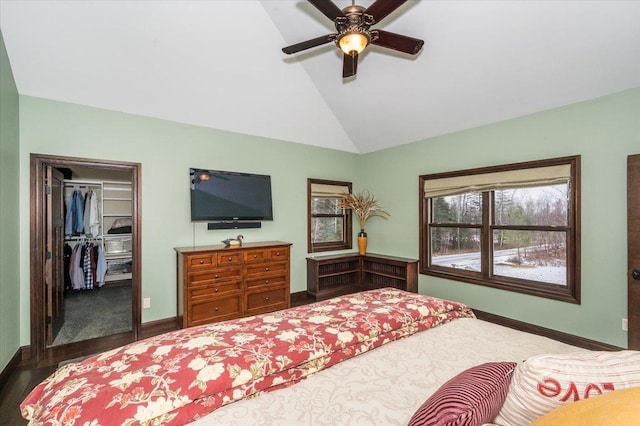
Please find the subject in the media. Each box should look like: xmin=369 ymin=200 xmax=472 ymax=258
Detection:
xmin=408 ymin=362 xmax=517 ymax=426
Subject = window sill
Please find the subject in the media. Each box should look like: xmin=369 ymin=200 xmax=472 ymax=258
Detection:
xmin=310 ymin=243 xmax=352 ymax=253
xmin=421 ymin=268 xmax=579 ymax=304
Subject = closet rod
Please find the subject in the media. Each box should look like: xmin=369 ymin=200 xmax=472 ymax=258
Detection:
xmin=65 ymin=236 xmax=103 ymax=241
xmin=63 ymin=179 xmax=103 ymax=186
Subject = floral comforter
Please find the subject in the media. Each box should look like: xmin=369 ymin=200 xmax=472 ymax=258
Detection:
xmin=21 ymin=288 xmax=474 ymax=425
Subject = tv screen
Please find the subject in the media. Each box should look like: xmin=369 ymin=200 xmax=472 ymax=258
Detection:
xmin=190 ymin=168 xmax=273 ymax=221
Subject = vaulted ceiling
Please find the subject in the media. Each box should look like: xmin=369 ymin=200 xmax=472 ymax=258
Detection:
xmin=2 ymin=1 xmax=639 ymax=153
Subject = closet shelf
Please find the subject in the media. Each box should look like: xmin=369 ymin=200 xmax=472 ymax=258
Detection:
xmin=105 ymin=254 xmax=132 ymax=259
xmin=103 ymin=197 xmax=132 ymax=201
xmin=65 ymin=235 xmax=103 ymax=240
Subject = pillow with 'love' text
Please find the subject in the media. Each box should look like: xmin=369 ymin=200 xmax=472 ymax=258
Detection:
xmin=494 ymin=350 xmax=640 ymax=426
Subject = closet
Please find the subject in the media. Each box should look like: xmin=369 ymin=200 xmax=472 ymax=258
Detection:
xmin=30 ymin=154 xmax=141 ymax=367
xmin=55 ymin=172 xmax=134 ymax=347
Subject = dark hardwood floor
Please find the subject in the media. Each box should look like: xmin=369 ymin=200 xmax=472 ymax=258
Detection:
xmin=0 ymin=363 xmax=56 ymax=425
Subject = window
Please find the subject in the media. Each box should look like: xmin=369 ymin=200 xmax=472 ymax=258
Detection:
xmin=419 ymin=156 xmax=581 ymax=303
xmin=308 ymin=179 xmax=352 ymax=253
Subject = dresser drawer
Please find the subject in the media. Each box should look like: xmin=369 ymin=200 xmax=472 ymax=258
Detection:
xmin=245 ymin=261 xmax=288 ymax=278
xmin=185 ymin=253 xmax=217 ymax=271
xmin=268 ymin=247 xmax=289 ymax=261
xmin=245 ymin=287 xmax=288 ymax=315
xmin=188 ymin=295 xmax=242 ymax=326
xmin=188 ymin=281 xmax=242 ymax=301
xmin=187 ymin=267 xmax=242 ymax=287
xmin=217 ymin=252 xmax=243 ymax=266
xmin=245 ymin=274 xmax=287 ymax=289
xmin=244 ymin=249 xmax=269 ymax=263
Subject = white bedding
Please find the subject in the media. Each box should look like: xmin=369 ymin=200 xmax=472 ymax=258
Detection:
xmin=190 ymin=318 xmax=583 ymax=425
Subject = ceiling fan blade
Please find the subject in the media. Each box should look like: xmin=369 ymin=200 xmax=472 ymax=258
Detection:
xmin=364 ymin=0 xmax=408 ymax=24
xmin=342 ymin=52 xmax=358 ymax=78
xmin=371 ymin=29 xmax=424 ymax=55
xmin=308 ymin=0 xmax=346 ymax=21
xmin=282 ymin=34 xmax=334 ymax=54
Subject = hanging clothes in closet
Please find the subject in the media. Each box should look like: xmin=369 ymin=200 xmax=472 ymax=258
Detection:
xmin=96 ymin=244 xmax=107 ymax=286
xmin=83 ymin=189 xmax=100 ymax=237
xmin=64 ymin=186 xmax=85 ymax=236
xmin=68 ymin=240 xmax=107 ymax=290
xmin=63 ymin=243 xmax=72 ymax=290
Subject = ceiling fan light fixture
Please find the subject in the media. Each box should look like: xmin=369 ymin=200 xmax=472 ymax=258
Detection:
xmin=282 ymin=0 xmax=423 ymax=78
xmin=338 ymin=31 xmax=369 ymax=55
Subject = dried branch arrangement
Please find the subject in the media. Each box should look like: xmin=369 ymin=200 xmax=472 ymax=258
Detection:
xmin=340 ymin=189 xmax=390 ymax=230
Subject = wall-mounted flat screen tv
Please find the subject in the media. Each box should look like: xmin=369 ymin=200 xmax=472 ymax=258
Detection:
xmin=190 ymin=168 xmax=273 ymax=221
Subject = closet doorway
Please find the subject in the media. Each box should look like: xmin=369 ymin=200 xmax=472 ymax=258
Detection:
xmin=30 ymin=154 xmax=141 ymax=366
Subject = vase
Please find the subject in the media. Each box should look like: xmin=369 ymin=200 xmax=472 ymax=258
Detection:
xmin=357 ymin=230 xmax=367 ymax=255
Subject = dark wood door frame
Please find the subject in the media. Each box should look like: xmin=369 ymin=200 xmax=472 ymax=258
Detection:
xmin=46 ymin=167 xmax=65 ymax=345
xmin=628 ymin=154 xmax=640 ymax=350
xmin=30 ymin=153 xmax=142 ymax=366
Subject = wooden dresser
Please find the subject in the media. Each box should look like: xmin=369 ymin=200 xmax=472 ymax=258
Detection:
xmin=307 ymin=253 xmax=418 ymax=302
xmin=175 ymin=241 xmax=292 ymax=328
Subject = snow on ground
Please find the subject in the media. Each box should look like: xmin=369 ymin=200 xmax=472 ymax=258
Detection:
xmin=432 ymin=257 xmax=566 ymax=286
xmin=493 ymin=264 xmax=566 ymax=285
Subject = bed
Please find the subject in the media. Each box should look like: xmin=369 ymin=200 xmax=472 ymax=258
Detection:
xmin=193 ymin=317 xmax=589 ymax=426
xmin=20 ymin=288 xmax=591 ymax=425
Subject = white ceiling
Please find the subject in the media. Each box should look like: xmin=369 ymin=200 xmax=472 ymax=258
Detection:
xmin=2 ymin=1 xmax=639 ymax=154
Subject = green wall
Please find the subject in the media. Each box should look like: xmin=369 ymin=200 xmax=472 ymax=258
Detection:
xmin=17 ymin=96 xmax=360 ymax=344
xmin=11 ymin=80 xmax=640 ymax=350
xmin=361 ymin=88 xmax=640 ymax=348
xmin=0 ymin=29 xmax=21 ymax=372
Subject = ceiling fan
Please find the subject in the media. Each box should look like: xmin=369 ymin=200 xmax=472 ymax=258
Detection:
xmin=282 ymin=0 xmax=424 ymax=78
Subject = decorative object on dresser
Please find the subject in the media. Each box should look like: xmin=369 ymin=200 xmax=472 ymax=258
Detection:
xmin=307 ymin=252 xmax=417 ymax=301
xmin=221 ymin=235 xmax=244 ymax=246
xmin=339 ymin=189 xmax=390 ymax=255
xmin=175 ymin=241 xmax=291 ymax=328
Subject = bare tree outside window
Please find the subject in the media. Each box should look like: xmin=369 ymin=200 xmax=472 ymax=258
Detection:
xmin=307 ymin=179 xmax=352 ymax=253
xmin=311 ymin=197 xmax=344 ymax=243
xmin=420 ymin=156 xmax=580 ymax=303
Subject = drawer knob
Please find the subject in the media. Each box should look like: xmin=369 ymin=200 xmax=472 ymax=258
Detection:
xmin=214 ymin=288 xmax=219 ymax=293
xmin=265 ymin=280 xmax=269 ymax=285
xmin=265 ymin=267 xmax=269 ymax=271
xmin=215 ymin=274 xmax=219 ymax=279
xmin=276 ymin=252 xmax=280 ymax=256
xmin=199 ymin=260 xmax=204 ymax=264
xmin=253 ymin=254 xmax=257 ymax=258
xmin=265 ymin=297 xmax=269 ymax=301
xmin=228 ymin=257 xmax=232 ymax=261
xmin=215 ymin=307 xmax=219 ymax=312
